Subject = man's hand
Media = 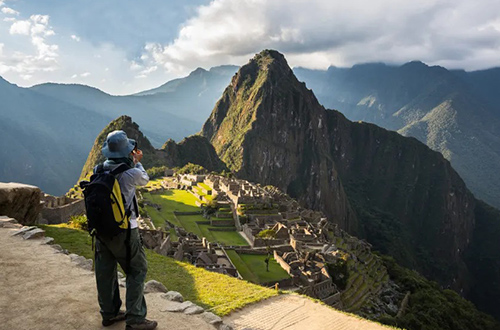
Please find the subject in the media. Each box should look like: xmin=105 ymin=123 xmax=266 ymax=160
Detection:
xmin=133 ymin=149 xmax=143 ymax=164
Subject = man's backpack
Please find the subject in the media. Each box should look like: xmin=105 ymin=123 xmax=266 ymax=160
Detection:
xmin=80 ymin=164 xmax=132 ymax=238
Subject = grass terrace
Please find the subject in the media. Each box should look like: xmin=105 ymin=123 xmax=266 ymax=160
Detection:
xmin=226 ymin=250 xmax=290 ymax=285
xmin=143 ymin=189 xmax=247 ymax=246
xmin=39 ymin=224 xmax=278 ymax=315
xmin=145 ymin=178 xmax=164 ymax=191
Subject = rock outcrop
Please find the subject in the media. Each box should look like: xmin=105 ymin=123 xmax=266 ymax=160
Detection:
xmin=201 ymin=50 xmax=477 ymax=296
xmin=79 ymin=116 xmax=226 ymax=181
xmin=0 ymin=182 xmax=42 ymax=224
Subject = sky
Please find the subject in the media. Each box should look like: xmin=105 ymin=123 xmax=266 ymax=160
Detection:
xmin=0 ymin=0 xmax=499 ymax=95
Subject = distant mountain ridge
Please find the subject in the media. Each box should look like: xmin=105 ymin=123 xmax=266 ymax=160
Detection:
xmin=0 ymin=77 xmax=112 ymax=195
xmin=294 ymin=62 xmax=500 ymax=209
xmin=0 ymin=65 xmax=235 ymax=195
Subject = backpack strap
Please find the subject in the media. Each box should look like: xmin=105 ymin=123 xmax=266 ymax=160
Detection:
xmin=110 ymin=163 xmax=131 ymax=176
xmin=95 ymin=164 xmax=105 ymax=174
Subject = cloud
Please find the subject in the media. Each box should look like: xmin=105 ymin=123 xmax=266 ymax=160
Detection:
xmin=71 ymin=34 xmax=80 ymax=42
xmin=2 ymin=7 xmax=18 ymax=15
xmin=1 ymin=14 xmax=58 ymax=77
xmin=139 ymin=0 xmax=500 ymax=72
xmin=80 ymin=72 xmax=90 ymax=77
xmin=9 ymin=20 xmax=30 ymax=34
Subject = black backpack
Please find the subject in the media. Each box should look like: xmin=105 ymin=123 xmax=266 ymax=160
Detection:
xmin=80 ymin=164 xmax=132 ymax=238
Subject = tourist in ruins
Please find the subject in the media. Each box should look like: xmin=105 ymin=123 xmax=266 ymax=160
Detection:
xmin=94 ymin=130 xmax=157 ymax=330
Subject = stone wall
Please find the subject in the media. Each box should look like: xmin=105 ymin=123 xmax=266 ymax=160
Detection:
xmin=0 ymin=182 xmax=42 ymax=225
xmin=40 ymin=199 xmax=85 ymax=224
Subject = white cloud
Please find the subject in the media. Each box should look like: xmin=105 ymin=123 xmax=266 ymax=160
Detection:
xmin=71 ymin=34 xmax=80 ymax=42
xmin=130 ymin=61 xmax=142 ymax=71
xmin=3 ymin=17 xmax=14 ymax=22
xmin=1 ymin=14 xmax=59 ymax=79
xmin=139 ymin=0 xmax=500 ymax=72
xmin=9 ymin=20 xmax=30 ymax=35
xmin=80 ymin=72 xmax=90 ymax=77
xmin=71 ymin=74 xmax=78 ymax=79
xmin=2 ymin=7 xmax=18 ymax=15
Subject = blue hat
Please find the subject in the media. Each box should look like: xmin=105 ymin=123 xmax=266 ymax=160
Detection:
xmin=102 ymin=130 xmax=136 ymax=158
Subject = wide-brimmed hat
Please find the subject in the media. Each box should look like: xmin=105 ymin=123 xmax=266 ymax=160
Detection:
xmin=102 ymin=130 xmax=136 ymax=158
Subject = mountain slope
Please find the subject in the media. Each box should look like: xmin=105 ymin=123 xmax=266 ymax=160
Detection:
xmin=31 ymin=65 xmax=237 ymax=147
xmin=0 ymin=77 xmax=111 ymax=195
xmin=79 ymin=115 xmax=225 ymax=180
xmin=201 ymin=50 xmax=500 ymax=319
xmin=29 ymin=83 xmax=200 ymax=147
xmin=294 ymin=64 xmax=500 ymax=209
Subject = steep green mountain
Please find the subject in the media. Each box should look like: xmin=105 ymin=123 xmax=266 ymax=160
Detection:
xmin=202 ymin=50 xmax=500 ymax=319
xmin=294 ymin=64 xmax=500 ymax=210
xmin=79 ymin=115 xmax=225 ymax=180
xmin=0 ymin=76 xmax=112 ymax=195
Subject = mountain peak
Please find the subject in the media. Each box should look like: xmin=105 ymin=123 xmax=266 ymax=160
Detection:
xmin=79 ymin=115 xmax=156 ymax=180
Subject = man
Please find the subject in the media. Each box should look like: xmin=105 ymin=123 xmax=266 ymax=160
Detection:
xmin=95 ymin=130 xmax=157 ymax=330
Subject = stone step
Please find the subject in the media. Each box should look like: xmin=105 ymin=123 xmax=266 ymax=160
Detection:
xmin=0 ymin=216 xmax=21 ymax=228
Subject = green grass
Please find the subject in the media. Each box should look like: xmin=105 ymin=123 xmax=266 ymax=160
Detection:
xmin=210 ymin=230 xmax=248 ymax=246
xmin=144 ymin=178 xmax=164 ymax=190
xmin=143 ymin=190 xmax=247 ymax=246
xmin=39 ymin=224 xmax=278 ymax=316
xmin=225 ymin=250 xmax=290 ymax=284
xmin=239 ymin=254 xmax=291 ymax=284
xmin=198 ymin=182 xmax=211 ymax=191
xmin=226 ymin=250 xmax=259 ymax=283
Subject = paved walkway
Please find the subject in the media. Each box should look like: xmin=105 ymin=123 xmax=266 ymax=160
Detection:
xmin=0 ymin=226 xmax=213 ymax=330
xmin=223 ymin=295 xmax=393 ymax=330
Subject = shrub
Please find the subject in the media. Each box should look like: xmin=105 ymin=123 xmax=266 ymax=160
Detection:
xmin=176 ymin=163 xmax=207 ymax=175
xmin=147 ymin=166 xmax=168 ymax=179
xmin=68 ymin=215 xmax=88 ymax=231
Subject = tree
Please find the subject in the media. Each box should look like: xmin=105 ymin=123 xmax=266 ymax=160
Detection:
xmin=257 ymin=229 xmax=277 ymax=272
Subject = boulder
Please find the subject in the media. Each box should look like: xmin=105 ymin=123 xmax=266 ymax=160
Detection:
xmin=0 ymin=216 xmax=21 ymax=229
xmin=161 ymin=301 xmax=194 ymax=313
xmin=219 ymin=324 xmax=235 ymax=330
xmin=200 ymin=312 xmax=222 ymax=326
xmin=144 ymin=280 xmax=168 ymax=294
xmin=0 ymin=183 xmax=42 ymax=225
xmin=11 ymin=226 xmax=37 ymax=236
xmin=184 ymin=305 xmax=204 ymax=315
xmin=41 ymin=237 xmax=55 ymax=245
xmin=161 ymin=291 xmax=184 ymax=302
xmin=23 ymin=228 xmax=45 ymax=240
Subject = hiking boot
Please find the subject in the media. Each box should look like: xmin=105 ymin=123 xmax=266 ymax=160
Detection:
xmin=102 ymin=310 xmax=126 ymax=326
xmin=125 ymin=319 xmax=158 ymax=330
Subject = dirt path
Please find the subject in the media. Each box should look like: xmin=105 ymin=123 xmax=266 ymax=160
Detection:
xmin=0 ymin=227 xmax=214 ymax=330
xmin=223 ymin=294 xmax=392 ymax=330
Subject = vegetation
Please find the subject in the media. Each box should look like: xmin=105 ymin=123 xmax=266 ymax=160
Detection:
xmin=146 ymin=166 xmax=168 ymax=179
xmin=38 ymin=224 xmax=278 ymax=315
xmin=325 ymin=253 xmax=349 ymax=290
xmin=465 ymin=199 xmax=500 ymax=320
xmin=225 ymin=250 xmax=290 ymax=285
xmin=377 ymin=255 xmax=500 ymax=330
xmin=176 ymin=163 xmax=207 ymax=175
xmin=257 ymin=229 xmax=277 ymax=272
xmin=67 ymin=215 xmax=88 ymax=231
xmin=143 ymin=190 xmax=247 ymax=246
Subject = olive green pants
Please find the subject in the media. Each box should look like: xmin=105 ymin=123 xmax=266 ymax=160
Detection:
xmin=95 ymin=228 xmax=148 ymax=324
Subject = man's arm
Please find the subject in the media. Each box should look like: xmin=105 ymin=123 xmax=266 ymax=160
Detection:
xmin=126 ymin=162 xmax=149 ymax=186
